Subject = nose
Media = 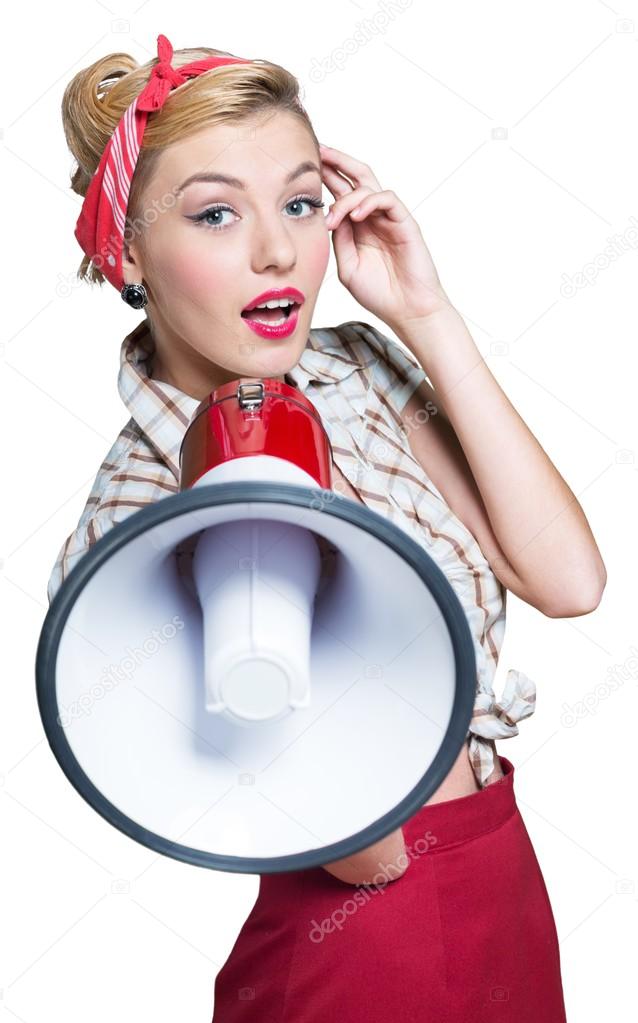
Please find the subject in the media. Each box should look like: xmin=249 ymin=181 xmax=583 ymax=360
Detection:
xmin=250 ymin=210 xmax=297 ymax=273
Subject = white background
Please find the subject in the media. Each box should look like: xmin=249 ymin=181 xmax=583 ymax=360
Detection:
xmin=2 ymin=1 xmax=637 ymax=1019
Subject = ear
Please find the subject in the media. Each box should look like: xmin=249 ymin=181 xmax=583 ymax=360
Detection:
xmin=121 ymin=236 xmax=144 ymax=285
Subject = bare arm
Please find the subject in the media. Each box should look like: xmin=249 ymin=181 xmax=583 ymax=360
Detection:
xmin=395 ymin=305 xmax=607 ymax=618
xmin=322 ymin=826 xmax=409 ymax=885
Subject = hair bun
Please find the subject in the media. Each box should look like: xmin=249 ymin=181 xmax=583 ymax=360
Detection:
xmin=62 ymin=51 xmax=139 ymax=197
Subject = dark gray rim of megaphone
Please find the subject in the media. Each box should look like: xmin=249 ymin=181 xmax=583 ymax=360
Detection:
xmin=36 ymin=481 xmax=477 ymax=875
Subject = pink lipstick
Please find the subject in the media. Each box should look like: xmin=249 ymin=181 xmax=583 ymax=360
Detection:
xmin=241 ymin=287 xmax=305 ymax=340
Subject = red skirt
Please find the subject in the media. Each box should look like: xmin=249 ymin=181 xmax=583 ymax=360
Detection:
xmin=211 ymin=756 xmax=567 ymax=1022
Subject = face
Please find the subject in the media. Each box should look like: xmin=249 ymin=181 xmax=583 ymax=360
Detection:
xmin=122 ymin=110 xmax=331 ymax=398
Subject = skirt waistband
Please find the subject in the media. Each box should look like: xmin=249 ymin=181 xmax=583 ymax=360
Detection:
xmin=400 ymin=755 xmax=517 ymax=853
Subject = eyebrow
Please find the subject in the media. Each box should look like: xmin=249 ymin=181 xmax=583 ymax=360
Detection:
xmin=178 ymin=159 xmax=321 ymax=193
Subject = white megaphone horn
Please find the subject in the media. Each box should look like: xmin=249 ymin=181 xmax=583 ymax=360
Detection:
xmin=36 ymin=376 xmax=477 ymax=873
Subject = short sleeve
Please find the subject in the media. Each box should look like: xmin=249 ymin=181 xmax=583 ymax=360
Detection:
xmin=46 ymin=515 xmax=106 ymax=606
xmin=347 ymin=320 xmax=427 ymax=417
xmin=44 ymin=417 xmax=176 ymax=607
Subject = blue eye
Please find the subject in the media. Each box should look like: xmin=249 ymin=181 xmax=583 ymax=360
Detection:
xmin=285 ymin=195 xmax=325 ymax=218
xmin=192 ymin=206 xmax=236 ymax=230
xmin=188 ymin=194 xmax=325 ymax=231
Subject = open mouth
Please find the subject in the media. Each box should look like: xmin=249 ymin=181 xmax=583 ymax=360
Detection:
xmin=241 ymin=301 xmax=300 ymax=326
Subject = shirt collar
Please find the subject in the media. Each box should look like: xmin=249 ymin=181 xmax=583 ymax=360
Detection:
xmin=118 ymin=319 xmax=370 ymax=481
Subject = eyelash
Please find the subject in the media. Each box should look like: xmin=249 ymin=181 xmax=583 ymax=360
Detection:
xmin=189 ymin=193 xmax=325 ymax=231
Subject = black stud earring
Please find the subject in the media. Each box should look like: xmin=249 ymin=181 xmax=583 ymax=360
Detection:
xmin=121 ymin=282 xmax=148 ymax=309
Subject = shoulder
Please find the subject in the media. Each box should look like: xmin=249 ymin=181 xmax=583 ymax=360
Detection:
xmin=46 ymin=418 xmax=177 ymax=606
xmin=330 ymin=319 xmax=428 ymax=418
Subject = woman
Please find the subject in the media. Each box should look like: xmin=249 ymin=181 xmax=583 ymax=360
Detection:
xmin=50 ymin=33 xmax=606 ymax=1022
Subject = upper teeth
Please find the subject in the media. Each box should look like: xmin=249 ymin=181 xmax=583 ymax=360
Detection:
xmin=251 ymin=298 xmax=295 ymax=310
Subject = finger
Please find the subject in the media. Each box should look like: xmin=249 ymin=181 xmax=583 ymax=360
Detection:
xmin=348 ymin=189 xmax=411 ymax=225
xmin=325 ymin=185 xmax=375 ymax=230
xmin=319 ymin=143 xmax=382 ymax=192
xmin=330 ymin=207 xmax=358 ymax=283
xmin=321 ymin=162 xmax=356 ymax=200
xmin=321 ymin=141 xmax=380 ymax=183
xmin=320 ymin=151 xmax=379 ymax=193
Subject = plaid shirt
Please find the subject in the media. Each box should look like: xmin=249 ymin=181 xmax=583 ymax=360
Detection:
xmin=46 ymin=317 xmax=535 ymax=788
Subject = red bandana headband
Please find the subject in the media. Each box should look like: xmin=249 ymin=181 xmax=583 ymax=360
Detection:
xmin=74 ymin=33 xmax=252 ymax=293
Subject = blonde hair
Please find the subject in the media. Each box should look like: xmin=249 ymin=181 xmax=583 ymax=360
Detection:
xmin=61 ymin=44 xmax=318 ymax=285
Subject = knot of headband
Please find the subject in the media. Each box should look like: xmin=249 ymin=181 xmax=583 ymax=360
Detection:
xmin=74 ymin=33 xmax=252 ymax=293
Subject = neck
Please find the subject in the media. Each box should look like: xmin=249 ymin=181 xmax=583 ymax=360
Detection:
xmin=146 ymin=320 xmax=285 ymax=399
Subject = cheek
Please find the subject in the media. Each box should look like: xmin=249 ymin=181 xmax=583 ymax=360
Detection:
xmin=144 ymin=220 xmax=238 ymax=306
xmin=305 ymin=233 xmax=331 ymax=282
xmin=161 ymin=247 xmax=237 ymax=302
xmin=176 ymin=253 xmax=233 ymax=298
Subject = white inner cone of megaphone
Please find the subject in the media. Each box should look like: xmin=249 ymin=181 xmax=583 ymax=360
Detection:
xmin=191 ymin=457 xmax=323 ymax=725
xmin=191 ymin=518 xmax=321 ymax=723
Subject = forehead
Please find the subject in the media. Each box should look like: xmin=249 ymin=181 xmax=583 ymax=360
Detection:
xmin=150 ymin=112 xmax=319 ymax=195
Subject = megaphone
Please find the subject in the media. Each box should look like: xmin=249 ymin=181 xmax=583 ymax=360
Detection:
xmin=36 ymin=376 xmax=477 ymax=874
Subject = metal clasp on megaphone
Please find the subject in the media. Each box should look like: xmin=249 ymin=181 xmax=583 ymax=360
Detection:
xmin=236 ymin=379 xmax=265 ymax=409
